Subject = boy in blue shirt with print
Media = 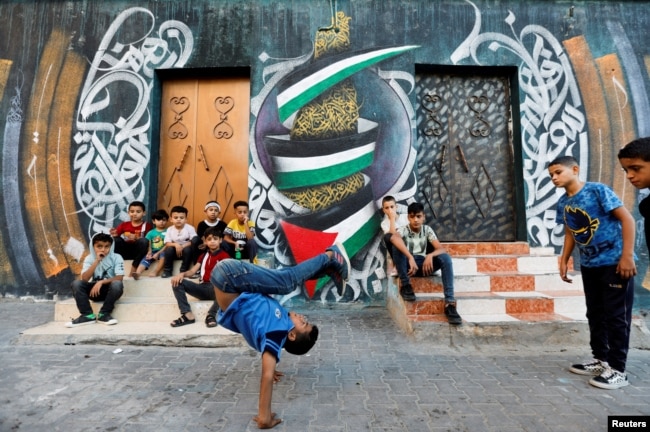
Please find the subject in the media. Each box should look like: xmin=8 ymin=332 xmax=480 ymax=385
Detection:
xmin=549 ymin=156 xmax=636 ymax=389
xmin=210 ymin=243 xmax=350 ymax=429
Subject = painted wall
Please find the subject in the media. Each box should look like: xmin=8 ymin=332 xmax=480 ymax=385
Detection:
xmin=0 ymin=0 xmax=649 ymax=308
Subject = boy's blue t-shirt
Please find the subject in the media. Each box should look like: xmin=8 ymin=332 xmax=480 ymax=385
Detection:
xmin=554 ymin=182 xmax=627 ymax=268
xmin=217 ymin=293 xmax=294 ymax=362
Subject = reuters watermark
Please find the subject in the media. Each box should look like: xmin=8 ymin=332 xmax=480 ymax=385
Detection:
xmin=608 ymin=416 xmax=649 ymax=431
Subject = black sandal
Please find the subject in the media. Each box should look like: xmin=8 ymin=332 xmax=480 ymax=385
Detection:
xmin=205 ymin=314 xmax=217 ymax=328
xmin=170 ymin=314 xmax=196 ymax=327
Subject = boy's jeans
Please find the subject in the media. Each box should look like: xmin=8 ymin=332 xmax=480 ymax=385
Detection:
xmin=388 ymin=241 xmax=456 ymax=303
xmin=162 ymin=245 xmax=193 ymax=273
xmin=113 ymin=237 xmax=148 ymax=268
xmin=173 ymin=279 xmax=218 ymax=317
xmin=211 ymin=253 xmax=331 ymax=295
xmin=70 ymin=279 xmax=124 ymax=315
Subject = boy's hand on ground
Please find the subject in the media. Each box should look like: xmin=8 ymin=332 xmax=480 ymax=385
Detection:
xmin=253 ymin=412 xmax=282 ymax=429
xmin=273 ymin=370 xmax=284 ymax=383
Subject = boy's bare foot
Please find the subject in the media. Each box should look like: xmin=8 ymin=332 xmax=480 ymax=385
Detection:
xmin=132 ymin=272 xmax=140 ymax=281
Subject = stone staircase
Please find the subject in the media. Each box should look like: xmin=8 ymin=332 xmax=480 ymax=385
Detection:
xmin=19 ymin=243 xmax=601 ymax=348
xmin=386 ymin=242 xmax=595 ymax=345
xmin=20 ymin=261 xmax=245 ymax=347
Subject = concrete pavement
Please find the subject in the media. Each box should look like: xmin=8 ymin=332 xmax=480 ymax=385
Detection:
xmin=1 ymin=298 xmax=649 ymax=431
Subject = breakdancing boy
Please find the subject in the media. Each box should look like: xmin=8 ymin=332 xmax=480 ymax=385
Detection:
xmin=211 ymin=243 xmax=350 ymax=429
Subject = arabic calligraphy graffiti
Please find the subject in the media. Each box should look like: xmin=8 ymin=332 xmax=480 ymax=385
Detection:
xmin=73 ymin=7 xmax=193 ymax=236
xmin=452 ymin=1 xmax=587 ymax=249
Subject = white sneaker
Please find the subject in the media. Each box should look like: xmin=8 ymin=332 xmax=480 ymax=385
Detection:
xmin=569 ymin=359 xmax=607 ymax=376
xmin=589 ymin=367 xmax=629 ymax=389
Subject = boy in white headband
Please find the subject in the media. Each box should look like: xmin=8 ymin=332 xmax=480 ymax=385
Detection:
xmin=191 ymin=201 xmax=228 ymax=267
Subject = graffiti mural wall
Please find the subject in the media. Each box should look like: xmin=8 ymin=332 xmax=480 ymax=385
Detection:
xmin=0 ymin=0 xmax=649 ymax=308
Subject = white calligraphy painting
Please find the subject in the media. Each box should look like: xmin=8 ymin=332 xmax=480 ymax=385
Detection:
xmin=452 ymin=0 xmax=587 ymax=248
xmin=74 ymin=7 xmax=193 ymax=236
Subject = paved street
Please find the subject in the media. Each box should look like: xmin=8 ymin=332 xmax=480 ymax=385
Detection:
xmin=0 ymin=299 xmax=649 ymax=432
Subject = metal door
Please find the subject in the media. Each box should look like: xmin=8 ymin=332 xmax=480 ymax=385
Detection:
xmin=159 ymin=77 xmax=250 ymax=226
xmin=415 ymin=73 xmax=516 ymax=241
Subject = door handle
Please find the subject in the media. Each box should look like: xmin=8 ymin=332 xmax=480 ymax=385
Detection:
xmin=455 ymin=144 xmax=469 ymax=173
xmin=177 ymin=145 xmax=191 ymax=171
xmin=198 ymin=144 xmax=210 ymax=171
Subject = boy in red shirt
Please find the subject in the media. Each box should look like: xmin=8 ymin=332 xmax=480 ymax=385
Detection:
xmin=109 ymin=201 xmax=152 ymax=277
xmin=169 ymin=227 xmax=229 ymax=328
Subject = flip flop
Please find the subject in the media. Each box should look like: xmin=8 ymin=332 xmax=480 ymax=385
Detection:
xmin=170 ymin=314 xmax=196 ymax=327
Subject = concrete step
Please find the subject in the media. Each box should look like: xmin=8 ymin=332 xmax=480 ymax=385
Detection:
xmin=55 ymin=296 xmax=215 ymax=323
xmin=400 ymin=290 xmax=586 ymax=322
xmin=18 ymin=320 xmax=244 ymax=348
xmin=408 ymin=271 xmax=583 ymax=293
xmin=387 ymin=241 xmax=587 ymax=338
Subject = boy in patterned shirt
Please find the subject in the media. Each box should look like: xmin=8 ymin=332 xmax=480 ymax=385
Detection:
xmin=549 ymin=155 xmax=636 ymax=389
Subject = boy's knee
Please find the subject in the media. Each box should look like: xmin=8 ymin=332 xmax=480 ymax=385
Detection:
xmin=108 ymin=281 xmax=124 ymax=294
xmin=71 ymin=280 xmax=83 ymax=292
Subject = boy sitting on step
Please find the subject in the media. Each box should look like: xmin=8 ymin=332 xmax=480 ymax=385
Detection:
xmin=169 ymin=227 xmax=229 ymax=328
xmin=66 ymin=233 xmax=124 ymax=327
xmin=210 ymin=243 xmax=349 ymax=429
xmin=161 ymin=205 xmax=197 ymax=278
xmin=391 ymin=202 xmax=462 ymax=325
xmin=133 ymin=209 xmax=169 ymax=279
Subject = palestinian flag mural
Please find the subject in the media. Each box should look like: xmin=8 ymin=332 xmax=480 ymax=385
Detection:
xmin=257 ymin=11 xmax=417 ymax=298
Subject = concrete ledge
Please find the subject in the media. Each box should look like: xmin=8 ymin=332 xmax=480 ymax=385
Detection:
xmin=16 ymin=321 xmax=246 ymax=348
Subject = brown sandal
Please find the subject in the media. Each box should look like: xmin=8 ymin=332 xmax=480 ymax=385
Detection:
xmin=170 ymin=314 xmax=195 ymax=327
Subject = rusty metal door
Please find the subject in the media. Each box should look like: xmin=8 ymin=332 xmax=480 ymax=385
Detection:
xmin=159 ymin=77 xmax=250 ymax=227
xmin=415 ymin=73 xmax=516 ymax=241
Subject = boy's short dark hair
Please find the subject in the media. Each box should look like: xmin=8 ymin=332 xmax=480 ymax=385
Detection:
xmin=92 ymin=233 xmax=113 ymax=245
xmin=203 ymin=226 xmax=223 ymax=239
xmin=170 ymin=205 xmax=188 ymax=215
xmin=233 ymin=200 xmax=249 ymax=209
xmin=407 ymin=202 xmax=424 ymax=215
xmin=128 ymin=201 xmax=146 ymax=211
xmin=548 ymin=155 xmax=578 ymax=168
xmin=152 ymin=209 xmax=169 ymax=221
xmin=618 ymin=137 xmax=650 ymax=161
xmin=382 ymin=195 xmax=396 ymax=204
xmin=283 ymin=325 xmax=319 ymax=355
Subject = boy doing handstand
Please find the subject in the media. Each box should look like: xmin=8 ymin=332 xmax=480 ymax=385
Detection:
xmin=211 ymin=243 xmax=350 ymax=429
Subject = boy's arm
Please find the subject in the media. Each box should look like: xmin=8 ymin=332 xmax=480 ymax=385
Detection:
xmin=170 ymin=262 xmax=201 ymax=287
xmin=245 ymin=218 xmax=255 ymax=241
xmin=254 ymin=351 xmax=282 ymax=429
xmin=559 ymin=226 xmax=575 ymax=283
xmin=612 ymin=206 xmax=637 ymax=279
xmin=80 ymin=258 xmax=100 ymax=281
xmin=388 ymin=232 xmax=418 ymax=275
xmin=422 ymin=238 xmax=447 ymax=275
